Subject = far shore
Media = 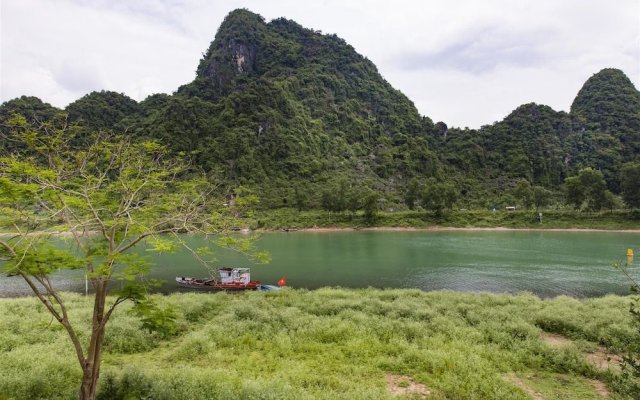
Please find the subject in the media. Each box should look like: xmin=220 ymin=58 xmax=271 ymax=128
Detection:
xmin=266 ymin=226 xmax=640 ymax=233
xmin=3 ymin=226 xmax=640 ymax=237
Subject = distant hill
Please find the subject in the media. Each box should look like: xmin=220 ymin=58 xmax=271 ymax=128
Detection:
xmin=1 ymin=9 xmax=638 ymax=209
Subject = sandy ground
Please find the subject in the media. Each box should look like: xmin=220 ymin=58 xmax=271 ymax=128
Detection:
xmin=279 ymin=226 xmax=640 ymax=233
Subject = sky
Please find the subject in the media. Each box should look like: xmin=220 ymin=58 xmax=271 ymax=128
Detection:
xmin=1 ymin=0 xmax=639 ymax=128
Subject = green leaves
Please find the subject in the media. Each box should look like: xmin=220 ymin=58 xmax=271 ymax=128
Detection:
xmin=0 ymin=117 xmax=269 ymax=361
xmin=252 ymin=250 xmax=272 ymax=264
xmin=110 ymin=254 xmax=151 ymax=281
xmin=3 ymin=242 xmax=83 ymax=276
xmin=513 ymin=180 xmax=534 ymax=209
xmin=564 ymin=167 xmax=615 ymax=211
xmin=621 ymin=162 xmax=640 ymax=208
xmin=421 ymin=179 xmax=458 ymax=217
xmin=216 ymin=235 xmax=270 ymax=264
xmin=145 ymin=237 xmax=177 ymax=253
xmin=130 ymin=299 xmax=178 ymax=338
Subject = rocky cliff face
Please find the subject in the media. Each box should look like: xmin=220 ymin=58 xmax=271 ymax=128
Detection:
xmin=183 ymin=9 xmax=263 ymax=99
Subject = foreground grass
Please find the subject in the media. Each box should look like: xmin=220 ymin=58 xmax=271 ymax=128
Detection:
xmin=1 ymin=289 xmax=639 ymax=399
xmin=253 ymin=209 xmax=640 ymax=230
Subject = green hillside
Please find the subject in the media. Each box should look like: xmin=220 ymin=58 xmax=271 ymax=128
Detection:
xmin=1 ymin=9 xmax=639 ymax=212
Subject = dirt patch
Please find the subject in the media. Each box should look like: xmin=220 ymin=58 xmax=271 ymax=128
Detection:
xmin=504 ymin=373 xmax=544 ymax=400
xmin=385 ymin=373 xmax=431 ymax=398
xmin=585 ymin=349 xmax=623 ymax=372
xmin=588 ymin=379 xmax=610 ymax=397
xmin=540 ymin=332 xmax=573 ymax=348
xmin=540 ymin=332 xmax=622 ymax=373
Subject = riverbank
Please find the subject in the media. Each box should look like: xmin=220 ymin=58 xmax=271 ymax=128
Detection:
xmin=1 ymin=289 xmax=637 ymax=399
xmin=284 ymin=226 xmax=640 ymax=233
xmin=252 ymin=208 xmax=640 ymax=231
xmin=2 ymin=210 xmax=639 ymax=238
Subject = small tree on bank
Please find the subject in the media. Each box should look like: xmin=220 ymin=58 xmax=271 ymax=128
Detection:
xmin=564 ymin=167 xmax=612 ymax=211
xmin=0 ymin=115 xmax=265 ymax=400
xmin=532 ymin=186 xmax=553 ymax=211
xmin=621 ymin=162 xmax=640 ymax=209
xmin=404 ymin=178 xmax=421 ymax=210
xmin=513 ymin=179 xmax=534 ymax=209
xmin=421 ymin=179 xmax=458 ymax=218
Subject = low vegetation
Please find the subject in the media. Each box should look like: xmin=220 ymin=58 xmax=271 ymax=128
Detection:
xmin=1 ymin=289 xmax=638 ymax=399
xmin=253 ymin=208 xmax=640 ymax=231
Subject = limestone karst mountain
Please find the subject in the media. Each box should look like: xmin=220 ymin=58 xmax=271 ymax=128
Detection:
xmin=1 ymin=9 xmax=638 ymax=208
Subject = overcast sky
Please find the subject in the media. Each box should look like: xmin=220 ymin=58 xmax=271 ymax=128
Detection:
xmin=1 ymin=0 xmax=639 ymax=128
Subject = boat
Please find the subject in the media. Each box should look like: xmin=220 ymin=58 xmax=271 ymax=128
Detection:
xmin=176 ymin=267 xmax=261 ymax=291
xmin=258 ymin=276 xmax=287 ymax=291
xmin=258 ymin=284 xmax=281 ymax=291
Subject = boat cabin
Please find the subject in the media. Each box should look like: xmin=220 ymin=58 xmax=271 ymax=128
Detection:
xmin=219 ymin=267 xmax=251 ymax=284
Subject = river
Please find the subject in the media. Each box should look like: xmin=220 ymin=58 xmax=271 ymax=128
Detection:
xmin=1 ymin=230 xmax=638 ymax=298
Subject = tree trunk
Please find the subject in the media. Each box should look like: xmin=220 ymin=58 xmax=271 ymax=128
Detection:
xmin=78 ymin=280 xmax=108 ymax=400
xmin=78 ymin=363 xmax=99 ymax=398
xmin=79 ymin=367 xmax=98 ymax=400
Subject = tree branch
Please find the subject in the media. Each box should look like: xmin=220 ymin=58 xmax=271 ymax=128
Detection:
xmin=22 ymin=273 xmax=89 ymax=370
xmin=99 ymin=297 xmax=128 ymax=331
xmin=0 ymin=239 xmax=17 ymax=257
xmin=116 ymin=228 xmax=178 ymax=254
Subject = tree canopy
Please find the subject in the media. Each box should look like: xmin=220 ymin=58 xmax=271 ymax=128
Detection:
xmin=0 ymin=115 xmax=266 ymax=400
xmin=564 ymin=168 xmax=610 ymax=211
xmin=0 ymin=10 xmax=638 ymax=211
xmin=621 ymin=162 xmax=640 ymax=208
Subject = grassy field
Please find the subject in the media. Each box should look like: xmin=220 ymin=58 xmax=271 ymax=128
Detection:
xmin=252 ymin=209 xmax=640 ymax=231
xmin=1 ymin=289 xmax=639 ymax=399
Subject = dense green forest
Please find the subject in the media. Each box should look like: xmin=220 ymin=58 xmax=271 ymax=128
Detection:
xmin=1 ymin=9 xmax=639 ymax=213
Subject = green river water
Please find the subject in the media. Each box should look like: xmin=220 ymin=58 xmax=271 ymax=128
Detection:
xmin=1 ymin=231 xmax=639 ymax=298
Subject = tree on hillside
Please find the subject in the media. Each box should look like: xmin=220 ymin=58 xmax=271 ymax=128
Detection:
xmin=513 ymin=180 xmax=534 ymax=209
xmin=565 ymin=176 xmax=585 ymax=210
xmin=421 ymin=179 xmax=458 ymax=217
xmin=404 ymin=178 xmax=421 ymax=210
xmin=0 ymin=114 xmax=266 ymax=400
xmin=321 ymin=179 xmax=348 ymax=213
xmin=293 ymin=185 xmax=311 ymax=211
xmin=532 ymin=186 xmax=553 ymax=211
xmin=602 ymin=190 xmax=622 ymax=213
xmin=362 ymin=189 xmax=380 ymax=223
xmin=621 ymin=162 xmax=640 ymax=208
xmin=564 ymin=168 xmax=609 ymax=211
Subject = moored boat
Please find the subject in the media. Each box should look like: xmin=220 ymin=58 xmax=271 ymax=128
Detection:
xmin=176 ymin=267 xmax=261 ymax=291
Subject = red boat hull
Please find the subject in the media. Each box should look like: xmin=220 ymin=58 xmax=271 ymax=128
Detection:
xmin=176 ymin=277 xmax=261 ymax=291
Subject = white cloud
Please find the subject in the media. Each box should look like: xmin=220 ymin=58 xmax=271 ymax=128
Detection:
xmin=1 ymin=0 xmax=638 ymax=128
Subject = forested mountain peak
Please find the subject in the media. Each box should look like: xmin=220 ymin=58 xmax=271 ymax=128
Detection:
xmin=165 ymin=8 xmax=433 ymax=207
xmin=0 ymin=96 xmax=60 ymax=125
xmin=571 ymin=68 xmax=640 ymax=133
xmin=1 ymin=9 xmax=638 ymax=210
xmin=65 ymin=91 xmax=140 ymax=131
xmin=502 ymin=103 xmax=564 ymax=125
xmin=187 ymin=9 xmax=266 ymax=98
xmin=180 ymin=8 xmax=423 ymax=135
